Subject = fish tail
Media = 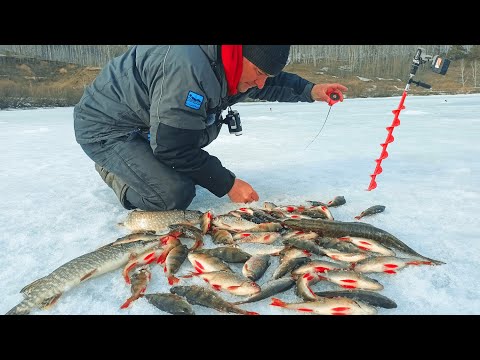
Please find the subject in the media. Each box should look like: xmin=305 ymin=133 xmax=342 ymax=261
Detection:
xmin=5 ymin=300 xmax=32 ymax=315
xmin=168 ymin=275 xmax=180 ymax=285
xmin=120 ymin=298 xmax=132 ymax=309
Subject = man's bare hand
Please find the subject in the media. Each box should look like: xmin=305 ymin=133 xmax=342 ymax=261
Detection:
xmin=311 ymin=83 xmax=348 ymax=103
xmin=228 ymin=178 xmax=259 ymax=204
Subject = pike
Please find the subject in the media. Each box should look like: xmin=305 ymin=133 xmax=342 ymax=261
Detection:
xmin=118 ymin=209 xmax=202 ymax=234
xmin=170 ymin=285 xmax=259 ymax=315
xmin=6 ymin=238 xmax=162 ymax=315
xmin=283 ymin=218 xmax=445 ymax=265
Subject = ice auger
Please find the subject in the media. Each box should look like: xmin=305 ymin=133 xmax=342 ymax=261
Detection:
xmin=367 ymin=47 xmax=451 ymax=191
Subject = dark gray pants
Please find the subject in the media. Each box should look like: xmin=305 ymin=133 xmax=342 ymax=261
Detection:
xmin=79 ymin=133 xmax=196 ymax=211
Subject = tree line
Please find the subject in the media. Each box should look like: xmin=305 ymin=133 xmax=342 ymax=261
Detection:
xmin=0 ymin=45 xmax=478 ymax=80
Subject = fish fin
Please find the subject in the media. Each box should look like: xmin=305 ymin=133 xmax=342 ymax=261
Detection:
xmin=190 ymin=239 xmax=204 ymax=252
xmin=297 ymin=307 xmax=314 ymax=312
xmin=20 ymin=276 xmax=47 ymax=294
xmin=384 ymin=270 xmax=397 ymax=274
xmin=270 ymin=297 xmax=286 ymax=307
xmin=80 ymin=269 xmax=97 ymax=281
xmin=212 ymin=284 xmax=222 ymax=291
xmin=354 ymin=216 xmax=362 ymax=220
xmin=120 ymin=299 xmax=132 ymax=309
xmin=168 ymin=276 xmax=180 ymax=285
xmin=157 ymin=249 xmax=169 ymax=264
xmin=40 ymin=294 xmax=62 ymax=310
xmin=246 ymin=311 xmax=260 ymax=315
xmin=181 ymin=271 xmax=199 ymax=278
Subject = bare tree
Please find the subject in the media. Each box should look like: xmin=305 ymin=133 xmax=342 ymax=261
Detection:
xmin=471 ymin=60 xmax=478 ymax=88
xmin=459 ymin=59 xmax=468 ymax=88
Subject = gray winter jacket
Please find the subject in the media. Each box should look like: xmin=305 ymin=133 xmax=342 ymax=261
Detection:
xmin=74 ymin=45 xmax=315 ymax=197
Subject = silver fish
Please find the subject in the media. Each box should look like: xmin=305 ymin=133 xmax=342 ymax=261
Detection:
xmin=199 ymin=210 xmax=214 ymax=235
xmin=6 ymin=238 xmax=161 ymax=315
xmin=313 ymin=290 xmax=397 ymax=309
xmin=188 ymin=270 xmax=261 ymax=296
xmin=118 ymin=209 xmax=202 ymax=234
xmin=210 ymin=226 xmax=236 ymax=247
xmin=295 ymin=272 xmax=322 ymax=301
xmin=291 ymin=260 xmax=349 ymax=277
xmin=318 ymin=269 xmax=384 ymax=291
xmin=233 ymin=232 xmax=282 ymax=244
xmin=187 ymin=251 xmax=233 ymax=273
xmin=270 ymin=296 xmax=377 ymax=315
xmin=196 ymin=247 xmax=251 ymax=263
xmin=336 ymin=236 xmax=395 ymax=256
xmin=272 ymin=256 xmax=312 ymax=280
xmin=242 ymin=254 xmax=271 ymax=281
xmin=211 ymin=215 xmax=259 ymax=232
xmin=352 ymin=256 xmax=435 ymax=274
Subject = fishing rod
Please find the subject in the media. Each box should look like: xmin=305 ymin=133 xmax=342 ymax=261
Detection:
xmin=366 ymin=47 xmax=451 ymax=191
xmin=305 ymin=90 xmax=341 ymax=149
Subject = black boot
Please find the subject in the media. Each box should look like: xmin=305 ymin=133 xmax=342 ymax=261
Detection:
xmin=94 ymin=163 xmax=135 ymax=209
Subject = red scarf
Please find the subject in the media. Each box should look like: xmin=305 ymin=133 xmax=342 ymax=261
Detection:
xmin=221 ymin=45 xmax=243 ymax=96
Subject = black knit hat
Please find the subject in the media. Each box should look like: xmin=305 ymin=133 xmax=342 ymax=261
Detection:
xmin=243 ymin=45 xmax=291 ymax=76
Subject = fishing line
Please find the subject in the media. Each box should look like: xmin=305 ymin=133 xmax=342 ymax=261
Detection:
xmin=305 ymin=106 xmax=332 ymax=149
xmin=305 ymin=92 xmax=340 ymax=150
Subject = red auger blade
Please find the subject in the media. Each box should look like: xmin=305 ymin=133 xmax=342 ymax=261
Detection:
xmin=366 ymin=90 xmax=408 ymax=191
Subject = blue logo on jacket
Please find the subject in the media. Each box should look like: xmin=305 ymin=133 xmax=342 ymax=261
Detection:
xmin=185 ymin=91 xmax=204 ymax=110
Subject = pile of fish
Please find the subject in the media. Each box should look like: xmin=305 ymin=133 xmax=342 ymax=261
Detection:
xmin=6 ymin=196 xmax=445 ymax=315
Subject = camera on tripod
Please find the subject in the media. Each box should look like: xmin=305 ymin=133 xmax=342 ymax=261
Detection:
xmin=224 ymin=109 xmax=242 ymax=136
